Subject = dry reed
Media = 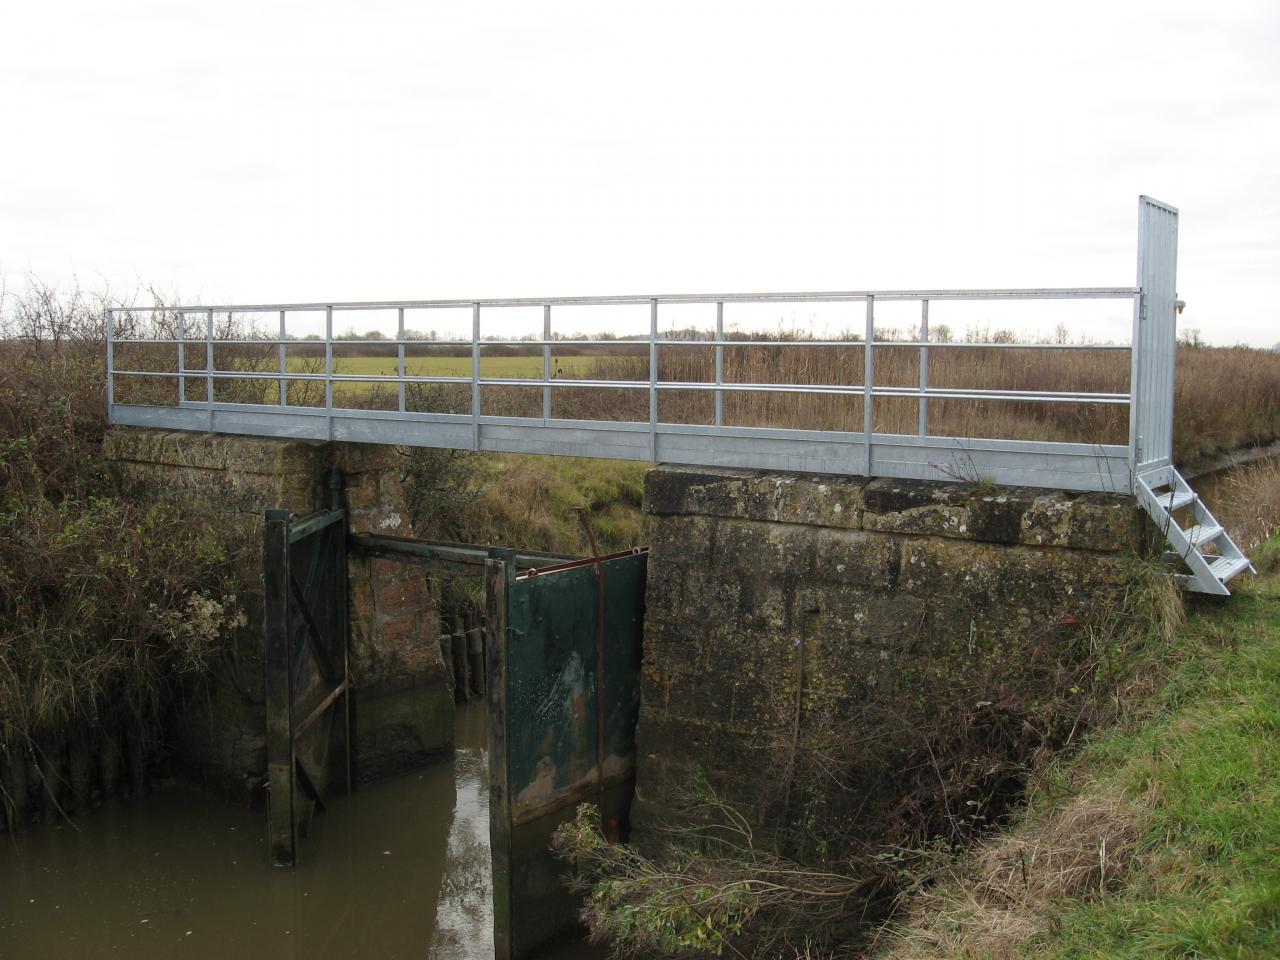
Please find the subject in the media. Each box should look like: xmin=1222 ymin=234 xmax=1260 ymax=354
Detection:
xmin=158 ymin=335 xmax=1280 ymax=467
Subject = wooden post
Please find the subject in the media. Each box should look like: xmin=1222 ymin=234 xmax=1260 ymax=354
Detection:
xmin=466 ymin=610 xmax=485 ymax=697
xmin=486 ymin=556 xmax=513 ymax=960
xmin=264 ymin=509 xmax=296 ymax=866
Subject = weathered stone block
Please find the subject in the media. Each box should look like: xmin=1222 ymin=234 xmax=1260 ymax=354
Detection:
xmin=857 ymin=477 xmax=1135 ymax=551
xmin=861 ymin=477 xmax=975 ymax=537
xmin=634 ymin=465 xmax=1141 ymax=843
xmin=104 ymin=426 xmax=454 ymax=797
xmin=809 ymin=528 xmax=901 ymax=591
xmin=897 ymin=537 xmax=1131 ymax=612
xmin=645 ymin=465 xmax=867 ymax=529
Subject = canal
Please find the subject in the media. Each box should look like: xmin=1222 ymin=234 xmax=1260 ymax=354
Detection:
xmin=0 ymin=703 xmax=603 ymax=959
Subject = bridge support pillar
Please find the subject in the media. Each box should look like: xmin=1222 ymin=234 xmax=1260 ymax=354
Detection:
xmin=633 ymin=466 xmax=1147 ymax=847
xmin=103 ymin=427 xmax=453 ymax=798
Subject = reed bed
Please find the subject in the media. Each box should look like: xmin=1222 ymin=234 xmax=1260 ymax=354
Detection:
xmin=149 ymin=333 xmax=1280 ymax=466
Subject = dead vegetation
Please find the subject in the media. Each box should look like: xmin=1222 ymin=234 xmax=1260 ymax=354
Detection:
xmin=1209 ymin=457 xmax=1280 ymax=572
xmin=868 ymin=787 xmax=1149 ymax=960
xmin=0 ymin=283 xmax=251 ymax=827
xmin=555 ymin=568 xmax=1186 ymax=959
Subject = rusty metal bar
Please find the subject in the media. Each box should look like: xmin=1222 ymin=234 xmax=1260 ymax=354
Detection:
xmin=575 ymin=509 xmax=608 ymax=819
xmin=292 ymin=679 xmax=349 ymax=740
xmin=349 ymin=532 xmax=572 ymax=572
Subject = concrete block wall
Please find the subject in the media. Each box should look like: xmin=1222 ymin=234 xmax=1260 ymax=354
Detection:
xmin=634 ymin=466 xmax=1142 ymax=839
xmin=103 ymin=428 xmax=452 ymax=798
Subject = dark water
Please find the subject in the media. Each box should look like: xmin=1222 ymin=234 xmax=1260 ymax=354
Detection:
xmin=0 ymin=703 xmax=603 ymax=960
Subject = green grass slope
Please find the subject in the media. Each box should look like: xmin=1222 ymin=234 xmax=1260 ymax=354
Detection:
xmin=1031 ymin=575 xmax=1280 ymax=959
xmin=877 ymin=561 xmax=1280 ymax=960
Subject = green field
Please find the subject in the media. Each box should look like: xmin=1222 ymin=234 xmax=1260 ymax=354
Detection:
xmin=292 ymin=354 xmax=601 ymax=379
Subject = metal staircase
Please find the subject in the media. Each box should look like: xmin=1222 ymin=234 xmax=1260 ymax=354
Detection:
xmin=1135 ymin=466 xmax=1254 ymax=596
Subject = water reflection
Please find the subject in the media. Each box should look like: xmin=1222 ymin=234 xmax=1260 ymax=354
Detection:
xmin=429 ymin=705 xmax=493 ymax=958
xmin=0 ymin=702 xmax=555 ymax=960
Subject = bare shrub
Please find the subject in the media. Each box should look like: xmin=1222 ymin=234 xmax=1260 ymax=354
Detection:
xmin=0 ymin=281 xmax=248 ymax=765
xmin=554 ymin=569 xmax=1183 ymax=959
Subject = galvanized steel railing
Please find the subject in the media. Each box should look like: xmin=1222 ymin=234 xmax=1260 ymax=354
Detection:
xmin=105 ymin=197 xmax=1179 ymax=494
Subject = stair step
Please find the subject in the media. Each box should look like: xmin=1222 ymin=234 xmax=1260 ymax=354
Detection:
xmin=1160 ymin=489 xmax=1195 ymax=512
xmin=1184 ymin=523 xmax=1224 ymax=549
xmin=1210 ymin=555 xmax=1251 ymax=583
xmin=1139 ymin=466 xmax=1253 ymax=596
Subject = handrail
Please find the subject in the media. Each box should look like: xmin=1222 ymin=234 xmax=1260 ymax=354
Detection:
xmin=107 ymin=286 xmax=1139 ymax=313
xmin=102 ymin=198 xmax=1179 ymax=495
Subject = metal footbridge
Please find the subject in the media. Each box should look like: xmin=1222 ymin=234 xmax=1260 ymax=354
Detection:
xmin=105 ymin=197 xmax=1251 ymax=594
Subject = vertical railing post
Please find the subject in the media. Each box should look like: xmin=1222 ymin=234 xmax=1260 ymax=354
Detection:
xmin=1130 ymin=196 xmax=1179 ymax=483
xmin=472 ymin=302 xmax=481 ymax=451
xmin=397 ymin=307 xmax=406 ymax=414
xmin=542 ymin=304 xmax=552 ymax=422
xmin=714 ymin=301 xmax=724 ymax=427
xmin=918 ymin=299 xmax=929 ymax=437
xmin=177 ymin=310 xmax=186 ymax=405
xmin=105 ymin=308 xmax=115 ymax=421
xmin=264 ymin=509 xmax=295 ymax=866
xmin=863 ymin=295 xmax=875 ymax=475
xmin=1129 ymin=288 xmax=1141 ymax=473
xmin=278 ymin=309 xmax=287 ymax=407
xmin=325 ymin=306 xmax=334 ymax=441
xmin=649 ymin=298 xmax=658 ymax=462
xmin=206 ymin=308 xmax=215 ymax=431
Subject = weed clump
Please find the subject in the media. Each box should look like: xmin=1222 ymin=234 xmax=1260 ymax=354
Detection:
xmin=554 ymin=567 xmax=1185 ymax=959
xmin=0 ymin=283 xmax=245 ymax=821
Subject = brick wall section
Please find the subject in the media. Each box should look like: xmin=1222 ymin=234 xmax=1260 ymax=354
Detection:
xmin=633 ymin=466 xmax=1141 ymax=838
xmin=103 ymin=428 xmax=452 ymax=797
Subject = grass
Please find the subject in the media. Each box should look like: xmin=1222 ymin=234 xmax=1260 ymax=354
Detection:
xmin=873 ymin=562 xmax=1280 ymax=960
xmin=404 ymin=448 xmax=648 ymax=557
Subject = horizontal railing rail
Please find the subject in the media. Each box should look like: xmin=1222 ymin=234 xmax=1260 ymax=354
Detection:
xmin=105 ymin=284 xmax=1147 ymax=494
xmin=106 ymin=287 xmax=1139 ymax=313
xmin=105 ymin=198 xmax=1180 ymax=499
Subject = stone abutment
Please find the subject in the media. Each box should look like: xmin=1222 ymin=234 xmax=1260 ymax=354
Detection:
xmin=633 ymin=466 xmax=1145 ymax=845
xmin=103 ymin=428 xmax=453 ymax=799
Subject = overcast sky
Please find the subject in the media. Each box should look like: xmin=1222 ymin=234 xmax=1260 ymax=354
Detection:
xmin=2 ymin=1 xmax=1277 ymax=345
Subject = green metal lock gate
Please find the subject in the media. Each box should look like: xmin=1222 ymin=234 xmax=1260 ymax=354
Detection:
xmin=486 ymin=547 xmax=648 ymax=960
